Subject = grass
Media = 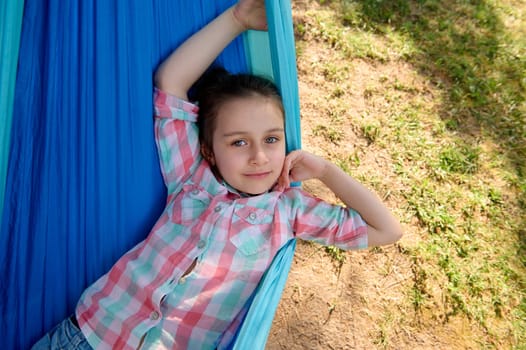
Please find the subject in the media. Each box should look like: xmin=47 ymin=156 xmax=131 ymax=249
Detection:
xmin=294 ymin=0 xmax=525 ymax=347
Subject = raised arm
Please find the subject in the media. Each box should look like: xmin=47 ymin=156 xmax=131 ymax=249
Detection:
xmin=279 ymin=150 xmax=403 ymax=247
xmin=154 ymin=0 xmax=267 ymax=100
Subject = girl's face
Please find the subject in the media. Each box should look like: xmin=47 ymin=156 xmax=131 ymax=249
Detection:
xmin=210 ymin=95 xmax=286 ymax=195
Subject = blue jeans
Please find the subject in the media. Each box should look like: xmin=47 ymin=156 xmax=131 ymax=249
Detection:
xmin=31 ymin=316 xmax=92 ymax=350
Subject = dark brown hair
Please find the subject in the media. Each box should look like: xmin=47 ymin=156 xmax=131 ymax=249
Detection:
xmin=192 ymin=67 xmax=285 ymax=163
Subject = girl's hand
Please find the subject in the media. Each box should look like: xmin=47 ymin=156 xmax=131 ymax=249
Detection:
xmin=278 ymin=150 xmax=329 ymax=189
xmin=233 ymin=0 xmax=268 ymax=31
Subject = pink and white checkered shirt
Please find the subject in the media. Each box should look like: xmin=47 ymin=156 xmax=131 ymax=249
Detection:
xmin=75 ymin=88 xmax=368 ymax=349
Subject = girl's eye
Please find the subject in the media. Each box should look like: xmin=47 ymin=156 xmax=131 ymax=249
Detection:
xmin=232 ymin=140 xmax=247 ymax=147
xmin=265 ymin=136 xmax=279 ymax=144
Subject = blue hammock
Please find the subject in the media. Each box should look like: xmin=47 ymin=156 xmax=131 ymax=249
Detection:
xmin=0 ymin=0 xmax=300 ymax=349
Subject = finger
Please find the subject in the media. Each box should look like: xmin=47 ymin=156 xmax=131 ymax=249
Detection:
xmin=286 ymin=151 xmax=306 ymax=183
xmin=280 ymin=158 xmax=291 ymax=188
xmin=281 ymin=153 xmax=298 ymax=188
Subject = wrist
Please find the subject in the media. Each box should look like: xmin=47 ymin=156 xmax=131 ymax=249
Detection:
xmin=317 ymin=159 xmax=335 ymax=182
xmin=230 ymin=5 xmax=249 ymax=32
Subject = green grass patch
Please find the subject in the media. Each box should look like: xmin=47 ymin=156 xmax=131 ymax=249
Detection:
xmin=295 ymin=0 xmax=526 ymax=347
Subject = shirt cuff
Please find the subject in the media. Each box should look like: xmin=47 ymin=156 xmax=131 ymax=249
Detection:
xmin=154 ymin=87 xmax=199 ymax=122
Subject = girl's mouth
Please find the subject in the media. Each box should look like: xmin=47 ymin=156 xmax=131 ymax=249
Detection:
xmin=244 ymin=171 xmax=271 ymax=178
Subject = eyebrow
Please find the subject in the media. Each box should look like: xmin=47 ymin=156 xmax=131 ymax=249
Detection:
xmin=222 ymin=127 xmax=285 ymax=138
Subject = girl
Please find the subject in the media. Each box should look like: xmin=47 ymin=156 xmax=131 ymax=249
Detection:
xmin=33 ymin=0 xmax=402 ymax=348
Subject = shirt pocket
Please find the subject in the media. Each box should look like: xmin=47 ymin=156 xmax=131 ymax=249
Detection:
xmin=230 ymin=206 xmax=273 ymax=256
xmin=171 ymin=184 xmax=211 ymax=224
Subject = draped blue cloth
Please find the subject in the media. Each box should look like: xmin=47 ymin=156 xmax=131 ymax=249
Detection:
xmin=0 ymin=0 xmax=24 ymax=228
xmin=0 ymin=1 xmax=300 ymax=349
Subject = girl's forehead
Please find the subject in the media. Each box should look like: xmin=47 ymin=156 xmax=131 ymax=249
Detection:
xmin=216 ymin=96 xmax=285 ymax=130
xmin=221 ymin=95 xmax=283 ymax=114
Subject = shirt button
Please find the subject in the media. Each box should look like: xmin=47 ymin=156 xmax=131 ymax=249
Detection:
xmin=197 ymin=240 xmax=206 ymax=249
xmin=179 ymin=277 xmax=187 ymax=285
xmin=150 ymin=311 xmax=160 ymax=320
xmin=214 ymin=205 xmax=221 ymax=212
xmin=192 ymin=189 xmax=199 ymax=195
xmin=249 ymin=212 xmax=257 ymax=220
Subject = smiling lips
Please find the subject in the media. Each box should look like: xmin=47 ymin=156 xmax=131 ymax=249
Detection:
xmin=244 ymin=171 xmax=272 ymax=178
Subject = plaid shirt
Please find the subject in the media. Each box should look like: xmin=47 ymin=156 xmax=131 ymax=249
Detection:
xmin=75 ymin=88 xmax=367 ymax=349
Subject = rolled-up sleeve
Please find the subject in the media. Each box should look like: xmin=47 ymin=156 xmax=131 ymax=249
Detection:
xmin=154 ymin=88 xmax=201 ymax=194
xmin=285 ymin=188 xmax=368 ymax=250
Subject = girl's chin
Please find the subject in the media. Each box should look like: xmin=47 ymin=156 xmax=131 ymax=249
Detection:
xmin=239 ymin=183 xmax=275 ymax=196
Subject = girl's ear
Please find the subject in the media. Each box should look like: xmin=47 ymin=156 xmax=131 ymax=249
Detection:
xmin=201 ymin=145 xmax=215 ymax=165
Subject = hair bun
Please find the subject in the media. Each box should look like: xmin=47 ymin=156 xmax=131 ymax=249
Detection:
xmin=191 ymin=66 xmax=230 ymax=103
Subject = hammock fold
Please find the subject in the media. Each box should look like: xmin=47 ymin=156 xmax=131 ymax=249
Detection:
xmin=0 ymin=1 xmax=300 ymax=349
xmin=0 ymin=0 xmax=24 ymax=227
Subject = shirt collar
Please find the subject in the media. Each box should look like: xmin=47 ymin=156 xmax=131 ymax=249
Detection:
xmin=221 ymin=181 xmax=258 ymax=198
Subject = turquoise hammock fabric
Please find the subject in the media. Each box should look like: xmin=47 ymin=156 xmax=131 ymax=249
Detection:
xmin=0 ymin=0 xmax=24 ymax=228
xmin=0 ymin=0 xmax=300 ymax=349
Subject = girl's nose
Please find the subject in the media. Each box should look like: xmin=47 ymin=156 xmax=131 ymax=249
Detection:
xmin=250 ymin=146 xmax=269 ymax=165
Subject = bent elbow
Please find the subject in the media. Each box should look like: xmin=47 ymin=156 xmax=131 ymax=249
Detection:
xmin=367 ymin=223 xmax=403 ymax=247
xmin=389 ymin=222 xmax=404 ymax=244
xmin=392 ymin=227 xmax=403 ymax=244
xmin=379 ymin=229 xmax=403 ymax=246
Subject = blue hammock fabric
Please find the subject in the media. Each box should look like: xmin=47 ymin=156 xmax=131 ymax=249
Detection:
xmin=0 ymin=0 xmax=300 ymax=349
